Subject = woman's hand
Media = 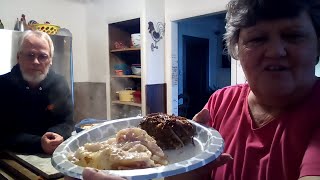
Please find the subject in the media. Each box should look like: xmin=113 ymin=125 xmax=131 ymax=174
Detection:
xmin=193 ymin=108 xmax=211 ymax=125
xmin=64 ymin=168 xmax=126 ymax=180
xmin=82 ymin=168 xmax=126 ymax=180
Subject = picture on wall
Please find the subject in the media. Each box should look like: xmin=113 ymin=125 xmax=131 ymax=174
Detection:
xmin=148 ymin=21 xmax=165 ymax=51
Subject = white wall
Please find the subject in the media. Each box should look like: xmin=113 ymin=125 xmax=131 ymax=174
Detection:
xmin=85 ymin=0 xmax=107 ymax=83
xmin=165 ymin=0 xmax=229 ymax=21
xmin=85 ymin=0 xmax=143 ymax=83
xmin=143 ymin=0 xmax=165 ymax=85
xmin=0 ymin=0 xmax=89 ymax=82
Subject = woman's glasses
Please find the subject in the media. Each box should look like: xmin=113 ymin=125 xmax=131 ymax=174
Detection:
xmin=20 ymin=52 xmax=50 ymax=62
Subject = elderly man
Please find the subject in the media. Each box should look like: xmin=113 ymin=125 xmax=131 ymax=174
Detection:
xmin=0 ymin=30 xmax=74 ymax=154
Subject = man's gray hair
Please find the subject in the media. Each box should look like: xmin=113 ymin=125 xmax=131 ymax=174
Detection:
xmin=18 ymin=30 xmax=54 ymax=57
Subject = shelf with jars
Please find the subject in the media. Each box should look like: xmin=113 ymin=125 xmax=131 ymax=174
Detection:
xmin=107 ymin=18 xmax=142 ymax=119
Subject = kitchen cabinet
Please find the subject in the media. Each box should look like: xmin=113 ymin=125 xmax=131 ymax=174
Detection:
xmin=106 ymin=4 xmax=167 ymax=119
xmin=107 ymin=18 xmax=143 ymax=119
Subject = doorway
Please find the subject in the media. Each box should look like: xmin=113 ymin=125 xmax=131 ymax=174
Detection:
xmin=173 ymin=13 xmax=230 ymax=118
xmin=180 ymin=35 xmax=209 ymax=119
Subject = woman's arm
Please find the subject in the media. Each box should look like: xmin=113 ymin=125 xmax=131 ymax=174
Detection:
xmin=299 ymin=128 xmax=320 ymax=179
xmin=299 ymin=176 xmax=320 ymax=180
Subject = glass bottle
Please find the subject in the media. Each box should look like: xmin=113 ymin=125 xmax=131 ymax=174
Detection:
xmin=0 ymin=19 xmax=4 ymax=29
xmin=14 ymin=18 xmax=20 ymax=31
xmin=19 ymin=14 xmax=28 ymax=31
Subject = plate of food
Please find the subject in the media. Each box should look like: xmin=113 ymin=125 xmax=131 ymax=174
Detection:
xmin=51 ymin=113 xmax=224 ymax=180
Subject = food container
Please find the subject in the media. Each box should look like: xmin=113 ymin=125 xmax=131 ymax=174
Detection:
xmin=114 ymin=64 xmax=131 ymax=75
xmin=74 ymin=118 xmax=106 ymax=133
xmin=131 ymin=33 xmax=141 ymax=48
xmin=131 ymin=66 xmax=141 ymax=75
xmin=115 ymin=70 xmax=124 ymax=76
xmin=31 ymin=24 xmax=60 ymax=35
xmin=114 ymin=41 xmax=127 ymax=49
xmin=116 ymin=88 xmax=136 ymax=102
xmin=132 ymin=90 xmax=141 ymax=103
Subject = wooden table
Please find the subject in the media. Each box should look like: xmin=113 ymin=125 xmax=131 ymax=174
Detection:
xmin=0 ymin=151 xmax=64 ymax=180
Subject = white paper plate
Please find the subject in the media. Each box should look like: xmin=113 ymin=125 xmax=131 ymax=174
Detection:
xmin=51 ymin=116 xmax=224 ymax=180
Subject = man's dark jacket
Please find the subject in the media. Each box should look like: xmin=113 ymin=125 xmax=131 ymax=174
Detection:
xmin=0 ymin=64 xmax=74 ymax=153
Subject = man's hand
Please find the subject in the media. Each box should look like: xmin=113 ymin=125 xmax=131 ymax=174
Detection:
xmin=41 ymin=132 xmax=64 ymax=154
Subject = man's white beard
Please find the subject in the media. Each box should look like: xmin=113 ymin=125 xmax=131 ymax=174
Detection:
xmin=20 ymin=67 xmax=49 ymax=85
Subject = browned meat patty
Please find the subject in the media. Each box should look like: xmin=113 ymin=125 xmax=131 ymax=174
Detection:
xmin=139 ymin=113 xmax=196 ymax=149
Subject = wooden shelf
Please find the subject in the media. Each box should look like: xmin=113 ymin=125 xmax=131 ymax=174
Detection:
xmin=111 ymin=75 xmax=141 ymax=78
xmin=110 ymin=47 xmax=140 ymax=53
xmin=108 ymin=18 xmax=142 ymax=119
xmin=112 ymin=101 xmax=142 ymax=107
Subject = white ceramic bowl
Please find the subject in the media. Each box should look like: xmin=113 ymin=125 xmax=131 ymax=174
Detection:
xmin=131 ymin=33 xmax=141 ymax=48
xmin=131 ymin=66 xmax=141 ymax=75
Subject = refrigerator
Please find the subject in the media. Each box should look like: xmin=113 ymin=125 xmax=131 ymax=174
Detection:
xmin=0 ymin=29 xmax=74 ymax=102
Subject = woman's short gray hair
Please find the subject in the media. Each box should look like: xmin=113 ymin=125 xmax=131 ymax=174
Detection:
xmin=224 ymin=0 xmax=320 ymax=59
xmin=18 ymin=30 xmax=54 ymax=58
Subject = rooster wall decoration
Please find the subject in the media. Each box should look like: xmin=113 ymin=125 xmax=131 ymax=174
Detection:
xmin=148 ymin=21 xmax=165 ymax=51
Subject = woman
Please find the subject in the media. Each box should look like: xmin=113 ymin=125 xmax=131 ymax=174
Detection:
xmin=187 ymin=0 xmax=320 ymax=179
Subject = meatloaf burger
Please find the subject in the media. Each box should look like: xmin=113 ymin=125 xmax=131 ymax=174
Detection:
xmin=139 ymin=113 xmax=196 ymax=149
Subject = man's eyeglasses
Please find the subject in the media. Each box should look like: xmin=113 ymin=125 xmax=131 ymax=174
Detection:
xmin=20 ymin=52 xmax=50 ymax=62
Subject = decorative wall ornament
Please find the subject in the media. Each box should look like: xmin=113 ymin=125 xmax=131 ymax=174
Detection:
xmin=148 ymin=21 xmax=165 ymax=51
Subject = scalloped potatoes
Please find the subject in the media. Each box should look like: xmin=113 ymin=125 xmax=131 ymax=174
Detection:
xmin=68 ymin=127 xmax=168 ymax=170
